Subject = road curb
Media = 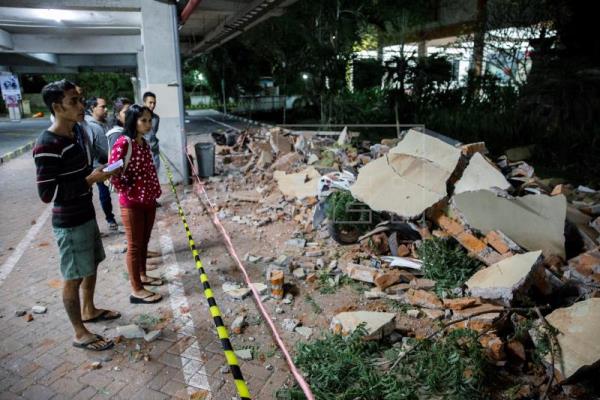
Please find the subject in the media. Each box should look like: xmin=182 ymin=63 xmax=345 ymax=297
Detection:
xmin=0 ymin=139 xmax=35 ymax=165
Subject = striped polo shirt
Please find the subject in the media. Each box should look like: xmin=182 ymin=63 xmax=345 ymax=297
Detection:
xmin=33 ymin=127 xmax=95 ymax=228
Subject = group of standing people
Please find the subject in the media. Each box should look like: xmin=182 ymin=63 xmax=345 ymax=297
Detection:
xmin=33 ymin=79 xmax=165 ymax=351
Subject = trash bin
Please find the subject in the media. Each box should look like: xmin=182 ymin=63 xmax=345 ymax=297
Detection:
xmin=194 ymin=142 xmax=215 ymax=177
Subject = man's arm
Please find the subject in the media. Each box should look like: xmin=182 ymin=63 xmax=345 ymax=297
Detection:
xmin=33 ymin=142 xmax=60 ymax=203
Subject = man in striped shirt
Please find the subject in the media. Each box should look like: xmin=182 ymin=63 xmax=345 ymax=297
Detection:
xmin=33 ymin=79 xmax=121 ymax=351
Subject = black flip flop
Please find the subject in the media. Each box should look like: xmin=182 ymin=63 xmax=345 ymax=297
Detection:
xmin=82 ymin=309 xmax=121 ymax=323
xmin=130 ymin=293 xmax=162 ymax=304
xmin=72 ymin=335 xmax=114 ymax=351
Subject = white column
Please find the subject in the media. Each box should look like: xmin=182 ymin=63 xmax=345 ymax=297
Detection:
xmin=140 ymin=1 xmax=187 ymax=183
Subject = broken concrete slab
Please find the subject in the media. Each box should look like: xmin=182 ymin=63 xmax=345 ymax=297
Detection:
xmin=374 ymin=271 xmax=402 ymax=290
xmin=452 ymin=190 xmax=567 ymax=258
xmin=270 ymin=152 xmax=303 ymax=172
xmin=541 ymin=298 xmax=600 ymax=382
xmin=442 ymin=297 xmax=481 ymax=310
xmin=230 ymin=190 xmax=262 ymax=202
xmin=451 ymin=303 xmax=504 ymax=332
xmin=351 ymin=129 xmax=462 ymax=219
xmin=454 ymin=152 xmax=511 ymax=194
xmin=144 ymin=330 xmax=161 ymax=342
xmin=274 ymin=167 xmax=321 ymax=200
xmin=330 ymin=311 xmax=395 ymax=340
xmin=465 ymin=251 xmax=543 ymax=304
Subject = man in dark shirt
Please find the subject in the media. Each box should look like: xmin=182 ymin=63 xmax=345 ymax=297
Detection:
xmin=33 ymin=79 xmax=121 ymax=351
xmin=142 ymin=91 xmax=160 ymax=171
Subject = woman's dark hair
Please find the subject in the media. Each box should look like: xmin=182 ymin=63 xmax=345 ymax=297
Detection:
xmin=123 ymin=104 xmax=152 ymax=139
xmin=109 ymin=97 xmax=132 ymax=128
xmin=41 ymin=79 xmax=76 ymax=116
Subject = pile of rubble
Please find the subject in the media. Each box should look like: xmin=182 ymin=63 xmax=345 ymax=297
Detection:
xmin=192 ymin=124 xmax=600 ymax=397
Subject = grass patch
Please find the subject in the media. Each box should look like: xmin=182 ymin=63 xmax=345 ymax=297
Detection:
xmin=417 ymin=238 xmax=482 ymax=297
xmin=277 ymin=327 xmax=489 ymax=400
xmin=304 ymin=294 xmax=323 ymax=314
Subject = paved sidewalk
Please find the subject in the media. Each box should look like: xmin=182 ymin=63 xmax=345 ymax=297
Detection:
xmin=0 ymin=174 xmax=292 ymax=399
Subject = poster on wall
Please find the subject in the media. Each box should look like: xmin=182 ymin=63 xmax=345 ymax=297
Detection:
xmin=0 ymin=74 xmax=22 ymax=101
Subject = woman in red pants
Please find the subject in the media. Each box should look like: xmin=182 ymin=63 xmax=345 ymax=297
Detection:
xmin=109 ymin=104 xmax=163 ymax=304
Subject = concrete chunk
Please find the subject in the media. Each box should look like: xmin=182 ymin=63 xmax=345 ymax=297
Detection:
xmin=542 ymin=298 xmax=600 ymax=382
xmin=116 ymin=324 xmax=145 ymax=339
xmin=274 ymin=167 xmax=321 ymax=200
xmin=343 ymin=263 xmax=379 ymax=284
xmin=453 ymin=190 xmax=566 ymax=258
xmin=330 ymin=311 xmax=395 ymax=340
xmin=465 ymin=251 xmax=543 ymax=304
xmin=567 ymin=247 xmax=600 ymax=285
xmin=454 ymin=152 xmax=511 ymax=194
xmin=351 ymin=129 xmax=461 ymax=218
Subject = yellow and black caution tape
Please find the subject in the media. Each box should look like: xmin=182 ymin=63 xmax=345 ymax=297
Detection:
xmin=160 ymin=153 xmax=251 ymax=400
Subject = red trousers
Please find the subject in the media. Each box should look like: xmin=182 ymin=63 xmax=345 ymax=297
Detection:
xmin=121 ymin=207 xmax=156 ymax=291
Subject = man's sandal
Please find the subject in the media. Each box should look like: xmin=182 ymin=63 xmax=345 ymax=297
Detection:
xmin=72 ymin=334 xmax=114 ymax=351
xmin=82 ymin=309 xmax=121 ymax=323
xmin=130 ymin=292 xmax=162 ymax=304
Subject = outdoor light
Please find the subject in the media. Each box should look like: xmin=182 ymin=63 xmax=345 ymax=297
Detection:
xmin=302 ymin=73 xmax=309 ymax=80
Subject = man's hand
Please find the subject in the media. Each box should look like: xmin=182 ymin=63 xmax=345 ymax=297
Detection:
xmin=85 ymin=165 xmax=117 ymax=186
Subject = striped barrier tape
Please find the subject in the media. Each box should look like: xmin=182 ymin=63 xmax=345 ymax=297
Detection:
xmin=159 ymin=152 xmax=251 ymax=400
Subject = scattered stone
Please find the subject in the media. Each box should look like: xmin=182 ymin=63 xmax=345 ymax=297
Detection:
xmin=306 ymin=273 xmax=317 ymax=283
xmin=480 ymin=333 xmax=506 ymax=361
xmin=282 ymin=293 xmax=294 ymax=304
xmin=107 ymin=244 xmax=127 ymax=254
xmin=421 ymin=308 xmax=445 ymax=320
xmin=539 ymin=298 xmax=600 ymax=382
xmin=316 ymin=258 xmax=325 ymax=269
xmin=235 ymin=349 xmax=253 ymax=361
xmin=282 ymin=318 xmax=300 ymax=332
xmin=364 ymin=288 xmax=385 ymax=299
xmin=273 ymin=255 xmax=291 ymax=268
xmin=305 ymin=250 xmax=324 ymax=257
xmin=250 ymin=283 xmax=269 ymax=296
xmin=265 ymin=364 xmax=274 ymax=371
xmin=397 ymin=244 xmax=411 ymax=257
xmin=116 ymin=324 xmax=145 ymax=339
xmin=293 ymin=268 xmax=306 ymax=279
xmin=25 ymin=313 xmax=33 ymax=322
xmin=567 ymin=247 xmax=600 ymax=285
xmin=32 ymin=305 xmax=47 ymax=314
xmin=244 ymin=254 xmax=261 ymax=263
xmin=90 ymin=361 xmax=102 ymax=370
xmin=144 ymin=330 xmax=161 ymax=342
xmin=374 ymin=271 xmax=402 ymax=290
xmin=295 ymin=326 xmax=313 ymax=339
xmin=507 ymin=340 xmax=526 ymax=361
xmin=452 ymin=303 xmax=504 ymax=332
xmin=220 ymin=365 xmax=230 ymax=374
xmin=15 ymin=310 xmax=26 ymax=317
xmin=275 ymin=307 xmax=284 ymax=314
xmin=442 ymin=297 xmax=481 ymax=310
xmin=231 ymin=315 xmax=246 ymax=334
xmin=404 ymin=289 xmax=443 ymax=309
xmin=330 ymin=311 xmax=396 ymax=340
xmin=409 ymin=278 xmax=436 ymax=290
xmin=343 ymin=263 xmax=379 ymax=284
xmin=465 ymin=251 xmax=543 ymax=305
xmin=406 ymin=309 xmax=420 ymax=318
xmin=223 ymin=283 xmax=251 ymax=300
xmin=286 ymin=238 xmax=306 ymax=248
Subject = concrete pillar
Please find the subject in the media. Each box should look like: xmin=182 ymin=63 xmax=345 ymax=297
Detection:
xmin=140 ymin=0 xmax=187 ymax=183
xmin=417 ymin=41 xmax=427 ymax=59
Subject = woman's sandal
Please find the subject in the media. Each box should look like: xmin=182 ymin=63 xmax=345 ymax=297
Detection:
xmin=130 ymin=292 xmax=162 ymax=304
xmin=72 ymin=334 xmax=114 ymax=351
xmin=141 ymin=277 xmax=164 ymax=286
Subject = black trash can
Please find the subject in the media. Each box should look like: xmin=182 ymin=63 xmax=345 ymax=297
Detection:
xmin=194 ymin=142 xmax=215 ymax=177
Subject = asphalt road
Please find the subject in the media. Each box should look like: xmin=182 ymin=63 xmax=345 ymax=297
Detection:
xmin=0 ymin=118 xmax=50 ymax=156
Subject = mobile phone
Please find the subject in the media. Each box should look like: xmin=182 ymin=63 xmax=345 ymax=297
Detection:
xmin=102 ymin=159 xmax=123 ymax=172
